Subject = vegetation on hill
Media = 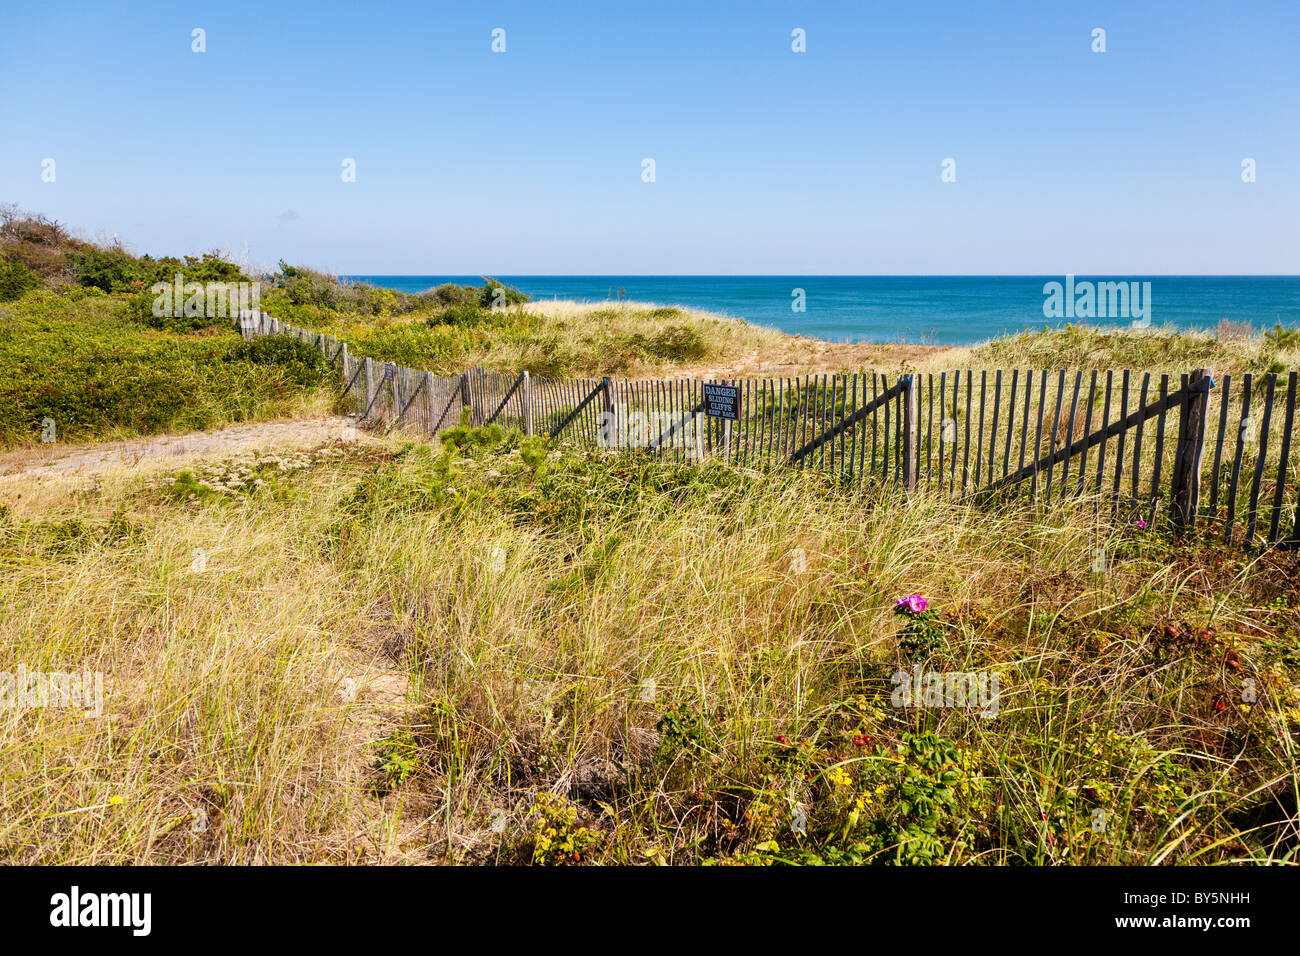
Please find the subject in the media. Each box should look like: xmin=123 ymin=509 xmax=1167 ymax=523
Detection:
xmin=0 ymin=205 xmax=787 ymax=448
xmin=0 ymin=290 xmax=342 ymax=448
xmin=3 ymin=207 xmax=1299 ymax=866
xmin=3 ymin=427 xmax=1296 ymax=864
xmin=969 ymin=322 xmax=1288 ymax=379
xmin=0 ymin=207 xmax=543 ymax=448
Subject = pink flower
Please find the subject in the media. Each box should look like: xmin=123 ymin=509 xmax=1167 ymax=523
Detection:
xmin=896 ymin=594 xmax=929 ymax=614
xmin=1134 ymin=518 xmax=1148 ymax=530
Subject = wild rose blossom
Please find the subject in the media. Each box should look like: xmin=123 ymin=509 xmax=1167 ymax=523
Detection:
xmin=895 ymin=594 xmax=929 ymax=614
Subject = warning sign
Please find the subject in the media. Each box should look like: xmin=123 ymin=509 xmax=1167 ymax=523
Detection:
xmin=703 ymin=382 xmax=740 ymax=421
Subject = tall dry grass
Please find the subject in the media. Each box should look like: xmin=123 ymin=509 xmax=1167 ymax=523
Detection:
xmin=3 ymin=429 xmax=1296 ymax=864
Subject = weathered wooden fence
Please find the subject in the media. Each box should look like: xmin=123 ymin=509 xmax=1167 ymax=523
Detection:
xmin=239 ymin=311 xmax=1300 ymax=550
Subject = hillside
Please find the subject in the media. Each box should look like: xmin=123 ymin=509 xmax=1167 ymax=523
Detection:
xmin=3 ymin=206 xmax=1297 ymax=451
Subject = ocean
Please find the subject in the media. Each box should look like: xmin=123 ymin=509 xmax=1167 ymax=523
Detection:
xmin=345 ymin=276 xmax=1300 ymax=347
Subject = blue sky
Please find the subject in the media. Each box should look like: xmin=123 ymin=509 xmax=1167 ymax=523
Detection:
xmin=1 ymin=0 xmax=1296 ymax=274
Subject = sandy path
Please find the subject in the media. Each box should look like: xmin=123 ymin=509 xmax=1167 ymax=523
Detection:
xmin=0 ymin=417 xmax=372 ymax=480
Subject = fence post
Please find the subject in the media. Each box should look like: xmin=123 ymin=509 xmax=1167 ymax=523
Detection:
xmin=460 ymin=371 xmax=472 ymax=425
xmin=522 ymin=371 xmax=533 ymax=436
xmin=341 ymin=343 xmax=350 ymax=384
xmin=693 ymin=392 xmax=704 ymax=462
xmin=1173 ymin=368 xmax=1212 ymax=534
xmin=902 ymin=374 xmax=919 ymax=491
xmin=602 ymin=376 xmax=616 ymax=451
xmin=384 ymin=364 xmax=396 ymax=423
xmin=363 ymin=358 xmax=375 ymax=420
xmin=423 ymin=372 xmax=435 ymax=435
xmin=721 ymin=379 xmax=732 ymax=462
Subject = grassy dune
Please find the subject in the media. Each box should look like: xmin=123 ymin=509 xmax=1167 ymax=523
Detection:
xmin=3 ymin=240 xmax=1295 ymax=452
xmin=3 ymin=214 xmax=1298 ymax=864
xmin=307 ymin=297 xmax=1298 ymax=383
xmin=2 ymin=426 xmax=1297 ymax=864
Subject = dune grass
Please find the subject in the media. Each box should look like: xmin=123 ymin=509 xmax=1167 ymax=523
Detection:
xmin=3 ymin=428 xmax=1296 ymax=865
xmin=316 ymin=298 xmax=786 ymax=380
xmin=960 ymin=322 xmax=1291 ymax=379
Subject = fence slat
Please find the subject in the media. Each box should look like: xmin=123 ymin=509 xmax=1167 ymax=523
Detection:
xmin=1060 ymin=371 xmax=1081 ymax=500
xmin=1129 ymin=373 xmax=1150 ymax=513
xmin=1268 ymin=372 xmax=1297 ymax=542
xmin=1245 ymin=374 xmax=1276 ymax=544
xmin=1017 ymin=370 xmax=1033 ymax=492
xmin=1030 ymin=371 xmax=1047 ymax=499
xmin=961 ymin=371 xmax=973 ymax=493
xmin=1146 ymin=374 xmax=1172 ymax=526
xmin=1094 ymin=372 xmax=1113 ymax=506
xmin=1045 ymin=370 xmax=1065 ymax=499
xmin=1171 ymin=369 xmax=1212 ymax=535
xmin=1112 ymin=370 xmax=1131 ymax=517
xmin=1003 ymin=369 xmax=1018 ymax=484
xmin=1224 ymin=375 xmax=1252 ymax=543
xmin=1076 ymin=371 xmax=1097 ymax=497
xmin=1208 ymin=373 xmax=1231 ymax=522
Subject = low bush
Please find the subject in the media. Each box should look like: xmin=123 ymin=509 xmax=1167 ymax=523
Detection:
xmin=0 ymin=258 xmax=40 ymax=301
xmin=70 ymin=248 xmax=245 ymax=294
xmin=0 ymin=291 xmax=332 ymax=447
xmin=480 ymin=278 xmax=530 ymax=308
xmin=223 ymin=335 xmax=330 ymax=386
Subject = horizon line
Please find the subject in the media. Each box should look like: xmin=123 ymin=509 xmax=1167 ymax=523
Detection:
xmin=340 ymin=273 xmax=1300 ymax=279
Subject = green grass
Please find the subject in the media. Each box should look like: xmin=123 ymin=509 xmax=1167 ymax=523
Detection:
xmin=968 ymin=322 xmax=1285 ymax=378
xmin=0 ymin=289 xmax=334 ymax=448
xmin=283 ymin=300 xmax=763 ymax=379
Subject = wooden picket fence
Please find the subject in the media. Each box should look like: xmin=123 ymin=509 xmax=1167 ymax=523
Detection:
xmin=239 ymin=311 xmax=1300 ymax=551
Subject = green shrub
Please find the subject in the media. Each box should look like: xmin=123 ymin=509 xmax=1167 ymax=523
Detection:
xmin=428 ymin=302 xmax=487 ymax=327
xmin=69 ymin=247 xmax=243 ymax=294
xmin=148 ymin=252 xmax=244 ymax=285
xmin=441 ymin=422 xmax=506 ymax=452
xmin=0 ymin=259 xmax=40 ymax=301
xmin=518 ymin=435 xmax=550 ymax=473
xmin=223 ymin=335 xmax=329 ymax=386
xmin=67 ymin=246 xmax=146 ymax=292
xmin=126 ymin=276 xmax=261 ymax=333
xmin=374 ymin=730 xmax=421 ymax=789
xmin=427 ymin=283 xmax=480 ymax=307
xmin=275 ymin=263 xmax=390 ymax=315
xmin=479 ymin=278 xmax=530 ymax=309
xmin=0 ymin=292 xmax=330 ymax=447
xmin=1266 ymin=323 xmax=1300 ymax=350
